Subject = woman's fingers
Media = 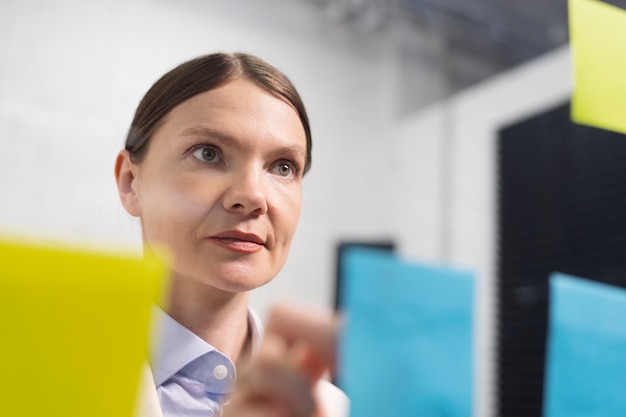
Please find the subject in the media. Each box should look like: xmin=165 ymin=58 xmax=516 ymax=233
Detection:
xmin=225 ymin=334 xmax=317 ymax=417
xmin=264 ymin=301 xmax=340 ymax=376
xmin=223 ymin=303 xmax=340 ymax=417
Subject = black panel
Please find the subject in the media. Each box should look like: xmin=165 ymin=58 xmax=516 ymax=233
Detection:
xmin=496 ymin=102 xmax=626 ymax=417
xmin=334 ymin=240 xmax=396 ymax=312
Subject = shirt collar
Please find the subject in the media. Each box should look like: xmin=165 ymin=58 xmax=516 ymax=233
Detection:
xmin=247 ymin=307 xmax=264 ymax=357
xmin=149 ymin=305 xmax=264 ymax=387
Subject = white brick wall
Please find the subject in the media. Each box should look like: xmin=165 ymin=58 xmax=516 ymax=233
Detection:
xmin=0 ymin=0 xmax=395 ymax=315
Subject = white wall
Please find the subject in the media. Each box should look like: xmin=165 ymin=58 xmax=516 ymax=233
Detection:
xmin=1 ymin=1 xmax=575 ymax=414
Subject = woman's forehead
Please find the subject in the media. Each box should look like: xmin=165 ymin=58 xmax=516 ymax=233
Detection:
xmin=181 ymin=81 xmax=298 ymax=122
xmin=151 ymin=80 xmax=307 ymax=151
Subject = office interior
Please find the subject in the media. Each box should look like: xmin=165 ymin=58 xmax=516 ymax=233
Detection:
xmin=2 ymin=1 xmax=626 ymax=416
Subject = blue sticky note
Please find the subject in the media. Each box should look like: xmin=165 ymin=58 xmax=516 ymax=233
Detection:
xmin=544 ymin=273 xmax=626 ymax=417
xmin=338 ymin=248 xmax=474 ymax=417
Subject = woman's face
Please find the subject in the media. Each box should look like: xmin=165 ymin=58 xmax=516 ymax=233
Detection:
xmin=119 ymin=79 xmax=307 ymax=293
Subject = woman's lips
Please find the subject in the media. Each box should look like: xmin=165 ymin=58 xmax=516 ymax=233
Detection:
xmin=208 ymin=231 xmax=265 ymax=253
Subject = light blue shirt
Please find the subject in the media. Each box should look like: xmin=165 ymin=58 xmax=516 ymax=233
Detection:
xmin=149 ymin=307 xmax=263 ymax=417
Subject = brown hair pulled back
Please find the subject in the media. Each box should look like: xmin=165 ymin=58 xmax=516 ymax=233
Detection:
xmin=125 ymin=52 xmax=312 ymax=173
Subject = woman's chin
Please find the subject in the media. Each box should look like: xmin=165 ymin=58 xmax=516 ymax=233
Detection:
xmin=216 ymin=275 xmax=275 ymax=294
xmin=169 ymin=262 xmax=277 ymax=295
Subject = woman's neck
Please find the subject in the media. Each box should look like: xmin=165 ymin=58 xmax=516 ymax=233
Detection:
xmin=162 ymin=275 xmax=251 ymax=364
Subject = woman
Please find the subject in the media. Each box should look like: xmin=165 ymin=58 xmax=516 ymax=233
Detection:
xmin=114 ymin=53 xmax=347 ymax=417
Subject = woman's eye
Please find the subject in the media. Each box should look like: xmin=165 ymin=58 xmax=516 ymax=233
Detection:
xmin=192 ymin=146 xmax=220 ymax=163
xmin=273 ymin=162 xmax=296 ymax=177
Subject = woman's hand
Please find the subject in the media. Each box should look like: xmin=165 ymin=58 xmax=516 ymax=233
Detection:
xmin=222 ymin=302 xmax=340 ymax=417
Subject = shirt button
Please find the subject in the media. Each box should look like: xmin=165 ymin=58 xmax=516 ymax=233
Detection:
xmin=213 ymin=364 xmax=228 ymax=380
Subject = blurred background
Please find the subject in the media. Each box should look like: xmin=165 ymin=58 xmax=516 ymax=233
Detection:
xmin=3 ymin=0 xmax=626 ymax=416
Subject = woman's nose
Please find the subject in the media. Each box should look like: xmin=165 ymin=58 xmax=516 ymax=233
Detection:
xmin=222 ymin=170 xmax=269 ymax=216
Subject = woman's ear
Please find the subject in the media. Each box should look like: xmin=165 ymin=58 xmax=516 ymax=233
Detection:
xmin=115 ymin=150 xmax=142 ymax=217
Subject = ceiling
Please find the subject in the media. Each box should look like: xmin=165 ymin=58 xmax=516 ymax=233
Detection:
xmin=400 ymin=0 xmax=570 ymax=67
xmin=305 ymin=0 xmax=626 ymax=94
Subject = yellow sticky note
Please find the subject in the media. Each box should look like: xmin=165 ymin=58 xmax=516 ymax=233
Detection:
xmin=570 ymin=0 xmax=626 ymax=134
xmin=0 ymin=238 xmax=167 ymax=417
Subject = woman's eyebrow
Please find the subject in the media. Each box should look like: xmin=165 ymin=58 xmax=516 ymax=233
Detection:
xmin=178 ymin=125 xmax=246 ymax=151
xmin=180 ymin=126 xmax=232 ymax=141
xmin=181 ymin=126 xmax=306 ymax=154
xmin=273 ymin=145 xmax=307 ymax=161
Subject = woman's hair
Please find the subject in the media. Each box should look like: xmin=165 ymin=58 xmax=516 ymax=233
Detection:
xmin=125 ymin=52 xmax=312 ymax=174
